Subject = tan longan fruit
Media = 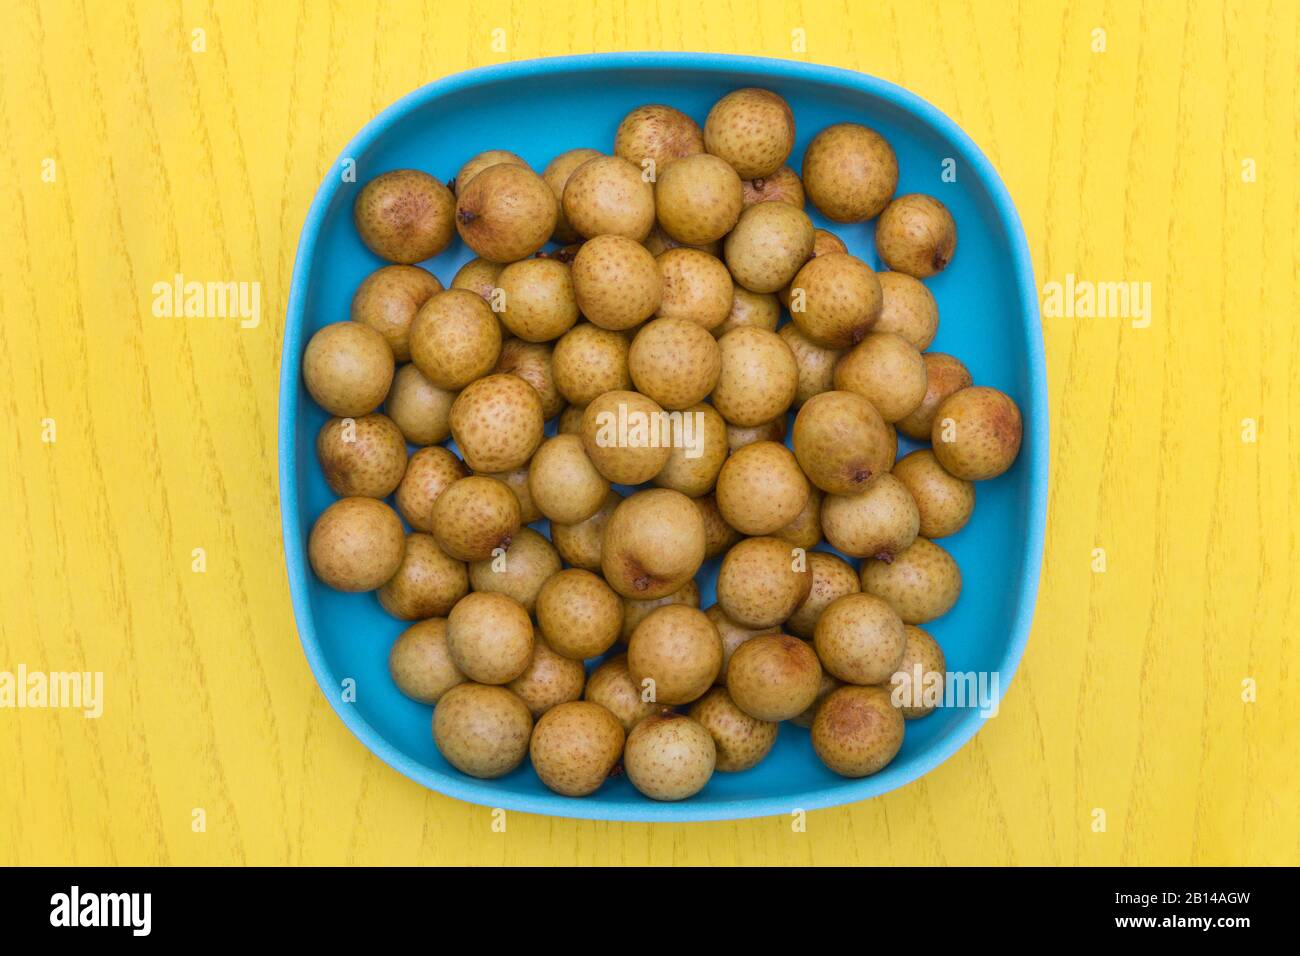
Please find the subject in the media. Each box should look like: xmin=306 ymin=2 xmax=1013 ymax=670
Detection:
xmin=552 ymin=322 xmax=632 ymax=406
xmin=875 ymin=194 xmax=957 ymax=277
xmin=652 ymin=402 xmax=728 ymax=498
xmin=688 ymin=687 xmax=778 ymax=772
xmin=811 ymin=685 xmax=904 ymax=777
xmin=726 ymin=416 xmax=786 ymax=452
xmin=389 ymin=618 xmax=465 ymax=704
xmin=550 ymin=489 xmax=621 ymax=571
xmin=716 ymin=536 xmax=811 ymax=628
xmin=451 ymin=257 xmax=505 ymax=303
xmin=495 ymin=338 xmax=564 ymax=419
xmin=614 ymin=103 xmax=705 ymax=171
xmin=791 ymin=390 xmax=895 ymax=496
xmin=535 ymin=568 xmax=624 ymax=660
xmin=774 ymin=485 xmax=823 ymax=551
xmin=316 ymin=413 xmax=407 ymax=499
xmin=814 ymin=592 xmax=907 ymax=686
xmin=705 ymin=605 xmax=779 ymax=685
xmin=455 ymin=163 xmax=557 ymax=263
xmin=303 ymin=321 xmax=395 ymax=418
xmin=643 ymin=222 xmax=722 ymax=258
xmin=430 ymin=475 xmax=521 ymax=562
xmin=655 ymin=247 xmax=734 ymax=331
xmin=600 ymin=489 xmax=706 ymax=600
xmin=379 ymin=533 xmax=470 ymax=620
xmin=711 ymin=326 xmax=798 ymax=426
xmin=585 ymin=655 xmax=662 ymax=733
xmin=655 ymin=152 xmax=744 ymax=245
xmin=530 ymin=701 xmax=625 ymax=797
xmin=723 ymin=200 xmax=815 ymax=294
xmin=716 ymin=286 xmax=780 ymax=337
xmin=786 ymin=551 xmax=861 ymax=639
xmin=571 ymin=235 xmax=662 ymax=330
xmin=715 ymin=441 xmax=810 ymax=536
xmin=801 ymin=123 xmax=898 ymax=222
xmin=876 ymin=272 xmax=939 ymax=350
xmin=741 ymin=165 xmax=805 ymax=208
xmin=350 ymin=264 xmax=442 ymax=361
xmin=623 ymin=713 xmax=716 ymax=801
xmin=495 ymin=257 xmax=579 ymax=343
xmin=893 ymin=449 xmax=975 ymax=538
xmin=354 ymin=169 xmax=456 ymax=264
xmin=433 ymin=683 xmax=532 ymax=779
xmin=834 ymin=331 xmax=928 ymax=423
xmin=563 ymin=154 xmax=656 ymax=241
xmin=453 ymin=150 xmax=528 ymax=195
xmin=526 ymin=434 xmax=609 ymax=525
xmin=790 ymin=666 xmax=844 ymax=729
xmin=896 ymin=352 xmax=973 ymax=441
xmin=542 ymin=147 xmax=603 ymax=243
xmin=408 ymin=289 xmax=502 ymax=390
xmin=628 ymin=317 xmax=722 ymax=410
xmin=308 ymin=496 xmax=405 ymax=592
xmin=385 ymin=364 xmax=455 ymax=446
xmin=703 ymin=88 xmax=795 ymax=180
xmin=508 ymin=634 xmax=587 ymax=718
xmin=779 ymin=323 xmax=843 ymax=407
xmin=726 ymin=634 xmax=823 ymax=721
xmin=580 ymin=390 xmax=672 ymax=484
xmin=931 ymin=386 xmax=1024 ymax=480
xmin=627 ymin=605 xmax=722 ymax=706
xmin=889 ymin=625 xmax=946 ymax=719
xmin=474 ymin=464 xmax=541 ymax=524
xmin=448 ymin=373 xmax=545 ymax=473
xmin=821 ymin=473 xmax=920 ymax=561
xmin=445 ymin=591 xmax=534 ymax=685
xmin=860 ymin=538 xmax=962 ymax=624
xmin=788 ymin=252 xmax=883 ymax=349
xmin=620 ymin=580 xmax=702 ymax=644
xmin=395 ymin=446 xmax=468 ymax=532
xmin=466 ymin=527 xmax=561 ymax=614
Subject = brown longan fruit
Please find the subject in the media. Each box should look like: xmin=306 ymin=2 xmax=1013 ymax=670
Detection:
xmin=448 ymin=373 xmax=545 ymax=473
xmin=652 ymin=403 xmax=728 ymax=498
xmin=378 ymin=533 xmax=470 ymax=620
xmin=527 ymin=434 xmax=609 ymax=524
xmin=535 ymin=568 xmax=623 ymax=660
xmin=654 ymin=152 xmax=744 ymax=246
xmin=388 ymin=618 xmax=465 ymax=704
xmin=303 ymin=321 xmax=395 ymax=418
xmin=931 ymin=386 xmax=1024 ymax=480
xmin=703 ymin=88 xmax=795 ymax=180
xmin=643 ymin=222 xmax=722 ymax=258
xmin=542 ymin=147 xmax=604 ymax=243
xmin=614 ymin=104 xmax=705 ymax=171
xmin=628 ymin=317 xmax=722 ymax=410
xmin=779 ymin=323 xmax=843 ymax=407
xmin=530 ymin=701 xmax=625 ymax=797
xmin=445 ymin=591 xmax=534 ymax=685
xmin=395 ymin=446 xmax=468 ymax=532
xmin=821 ymin=473 xmax=920 ymax=561
xmin=786 ymin=551 xmax=861 ymax=639
xmin=860 ymin=538 xmax=962 ymax=624
xmin=875 ymin=194 xmax=957 ymax=277
xmin=571 ymin=235 xmax=662 ymax=330
xmin=453 ymin=150 xmax=528 ymax=195
xmin=834 ymin=331 xmax=928 ymax=424
xmin=716 ymin=286 xmax=781 ymax=337
xmin=791 ymin=390 xmax=895 ymax=496
xmin=350 ymin=264 xmax=442 ymax=361
xmin=451 ymin=257 xmax=505 ymax=302
xmin=600 ymin=489 xmax=706 ymax=600
xmin=801 ymin=123 xmax=898 ymax=222
xmin=715 ymin=440 xmax=810 ymax=536
xmin=316 ymin=413 xmax=407 ymax=499
xmin=563 ymin=155 xmax=655 ymax=241
xmin=354 ymin=169 xmax=456 ymax=264
xmin=385 ymin=364 xmax=455 ymax=446
xmin=790 ymin=666 xmax=844 ymax=729
xmin=623 ymin=713 xmax=716 ymax=801
xmin=892 ymin=449 xmax=975 ymax=538
xmin=774 ymin=485 xmax=823 ymax=551
xmin=408 ymin=289 xmax=502 ymax=390
xmin=466 ymin=527 xmax=560 ymax=614
xmin=711 ymin=327 xmax=798 ymax=427
xmin=741 ymin=165 xmax=805 ymax=208
xmin=896 ymin=352 xmax=973 ymax=441
xmin=627 ymin=605 xmax=723 ymax=706
xmin=723 ymin=200 xmax=815 ymax=294
xmin=580 ymin=390 xmax=672 ymax=485
xmin=688 ymin=687 xmax=778 ymax=772
xmin=584 ymin=655 xmax=662 ymax=733
xmin=705 ymin=605 xmax=779 ymax=685
xmin=814 ymin=592 xmax=907 ymax=686
xmin=876 ymin=272 xmax=939 ymax=350
xmin=726 ymin=634 xmax=823 ymax=721
xmin=430 ymin=475 xmax=521 ymax=562
xmin=308 ymin=496 xmax=405 ymax=592
xmin=889 ymin=625 xmax=946 ymax=719
xmin=552 ymin=322 xmax=632 ymax=406
xmin=494 ymin=258 xmax=578 ymax=343
xmin=621 ymin=580 xmax=702 ymax=644
xmin=550 ymin=489 xmax=621 ymax=571
xmin=507 ymin=633 xmax=587 ymax=718
xmin=455 ymin=163 xmax=557 ymax=263
xmin=477 ymin=464 xmax=541 ymax=524
xmin=811 ymin=685 xmax=904 ymax=777
xmin=655 ymin=247 xmax=734 ymax=331
xmin=726 ymin=416 xmax=787 ymax=452
xmin=433 ymin=683 xmax=532 ymax=779
xmin=495 ymin=338 xmax=564 ymax=419
xmin=716 ymin=536 xmax=811 ymax=628
xmin=788 ymin=253 xmax=883 ymax=349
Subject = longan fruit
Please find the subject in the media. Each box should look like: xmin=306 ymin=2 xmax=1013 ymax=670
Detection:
xmin=562 ymin=154 xmax=656 ymax=241
xmin=453 ymin=150 xmax=528 ymax=195
xmin=705 ymin=605 xmax=779 ymax=684
xmin=813 ymin=592 xmax=907 ymax=686
xmin=875 ymin=193 xmax=957 ymax=278
xmin=350 ymin=264 xmax=442 ymax=361
xmin=448 ymin=373 xmax=545 ymax=473
xmin=703 ymin=88 xmax=795 ymax=180
xmin=432 ymin=683 xmax=532 ymax=779
xmin=688 ymin=687 xmax=778 ymax=772
xmin=584 ymin=655 xmax=662 ymax=733
xmin=716 ymin=286 xmax=781 ymax=337
xmin=788 ymin=252 xmax=883 ymax=349
xmin=834 ymin=331 xmax=928 ymax=424
xmin=889 ymin=625 xmax=946 ymax=719
xmin=508 ymin=634 xmax=587 ymax=718
xmin=623 ymin=713 xmax=716 ymax=801
xmin=786 ymin=551 xmax=861 ymax=639
xmin=316 ymin=412 xmax=407 ymax=499
xmin=715 ymin=440 xmax=810 ymax=536
xmin=455 ymin=163 xmax=557 ymax=263
xmin=451 ymin=257 xmax=505 ymax=303
xmin=716 ymin=536 xmax=812 ymax=629
xmin=655 ymin=247 xmax=734 ymax=331
xmin=931 ymin=386 xmax=1024 ymax=480
xmin=726 ymin=634 xmax=823 ymax=722
xmin=579 ymin=390 xmax=672 ymax=485
xmin=860 ymin=538 xmax=962 ymax=624
xmin=892 ymin=449 xmax=975 ymax=538
xmin=530 ymin=701 xmax=625 ymax=797
xmin=723 ymin=200 xmax=815 ymax=294
xmin=308 ymin=497 xmax=405 ymax=592
xmin=445 ymin=591 xmax=534 ymax=685
xmin=621 ymin=580 xmax=702 ymax=644
xmin=779 ymin=323 xmax=843 ymax=407
xmin=535 ymin=568 xmax=623 ymax=661
xmin=302 ymin=321 xmax=395 ymax=418
xmin=552 ymin=322 xmax=632 ymax=406
xmin=628 ymin=317 xmax=723 ymax=410
xmin=652 ymin=402 xmax=728 ymax=498
xmin=354 ymin=169 xmax=456 ymax=264
xmin=388 ymin=618 xmax=466 ymax=704
xmin=495 ymin=258 xmax=579 ymax=343
xmin=395 ymin=446 xmax=468 ymax=533
xmin=466 ymin=527 xmax=561 ymax=614
xmin=408 ymin=289 xmax=502 ymax=390
xmin=875 ymin=272 xmax=939 ymax=350
xmin=741 ymin=165 xmax=805 ymax=208
xmin=614 ymin=103 xmax=705 ymax=171
xmin=812 ymin=685 xmax=904 ymax=777
xmin=897 ymin=352 xmax=973 ymax=441
xmin=654 ymin=152 xmax=744 ymax=245
xmin=378 ymin=532 xmax=470 ymax=620
xmin=791 ymin=390 xmax=895 ymax=496
xmin=495 ymin=338 xmax=564 ymax=419
xmin=820 ymin=473 xmax=920 ymax=561
xmin=430 ymin=475 xmax=521 ymax=562
xmin=801 ymin=123 xmax=898 ymax=222
xmin=542 ymin=147 xmax=603 ymax=243
xmin=711 ymin=327 xmax=798 ymax=427
xmin=385 ymin=363 xmax=455 ymax=446
xmin=527 ymin=434 xmax=609 ymax=524
xmin=550 ymin=489 xmax=621 ymax=571
xmin=627 ymin=604 xmax=723 ymax=706
xmin=571 ymin=235 xmax=662 ymax=331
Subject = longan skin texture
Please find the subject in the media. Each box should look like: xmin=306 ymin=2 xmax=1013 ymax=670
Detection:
xmin=528 ymin=434 xmax=609 ymax=524
xmin=715 ymin=440 xmax=810 ymax=536
xmin=530 ymin=701 xmax=626 ymax=797
xmin=652 ymin=402 xmax=728 ymax=498
xmin=834 ymin=331 xmax=929 ymax=424
xmin=814 ymin=592 xmax=907 ymax=686
xmin=792 ymin=390 xmax=895 ymax=496
xmin=741 ymin=165 xmax=805 ymax=208
xmin=655 ymin=247 xmax=734 ymax=331
xmin=688 ymin=687 xmax=778 ymax=772
xmin=791 ymin=668 xmax=844 ymax=729
xmin=893 ymin=449 xmax=976 ymax=538
xmin=780 ymin=323 xmax=843 ymax=407
xmin=535 ymin=568 xmax=624 ymax=660
xmin=717 ymin=286 xmax=781 ymax=337
xmin=388 ymin=619 xmax=466 ymax=704
xmin=579 ymin=390 xmax=673 ymax=485
xmin=726 ymin=416 xmax=786 ymax=452
xmin=308 ymin=496 xmax=405 ymax=592
xmin=623 ymin=713 xmax=716 ymax=801
xmin=726 ymin=634 xmax=823 ymax=722
xmin=478 ymin=464 xmax=542 ymax=524
xmin=627 ymin=604 xmax=723 ymax=706
xmin=875 ymin=193 xmax=957 ymax=278
xmin=449 ymin=373 xmax=545 ymax=473
xmin=820 ymin=472 xmax=921 ymax=560
xmin=445 ymin=592 xmax=535 ymax=685
xmin=860 ymin=538 xmax=962 ymax=625
xmin=571 ymin=236 xmax=662 ymax=330
xmin=774 ymin=485 xmax=823 ymax=551
xmin=614 ymin=103 xmax=705 ymax=171
xmin=786 ymin=551 xmax=861 ymax=638
xmin=432 ymin=683 xmax=533 ymax=779
xmin=395 ymin=446 xmax=469 ymax=533
xmin=408 ymin=289 xmax=502 ymax=390
xmin=931 ymin=386 xmax=1024 ymax=480
xmin=495 ymin=258 xmax=579 ymax=343
xmin=550 ymin=489 xmax=621 ymax=571
xmin=453 ymin=150 xmax=528 ymax=195
xmin=711 ymin=327 xmax=799 ymax=427
xmin=705 ymin=605 xmax=780 ymax=684
xmin=889 ymin=625 xmax=947 ymax=719
xmin=715 ymin=536 xmax=812 ymax=629
xmin=584 ymin=655 xmax=663 ymax=733
xmin=303 ymin=321 xmax=395 ymax=418
xmin=812 ymin=685 xmax=905 ymax=777
xmin=801 ymin=123 xmax=899 ymax=222
xmin=562 ymin=154 xmax=656 ymax=241
xmin=542 ymin=147 xmax=603 ymax=243
xmin=385 ymin=363 xmax=455 ymax=446
xmin=723 ymin=200 xmax=815 ymax=294
xmin=316 ymin=413 xmax=407 ymax=499
xmin=896 ymin=352 xmax=973 ymax=441
xmin=654 ymin=152 xmax=744 ymax=246
xmin=430 ymin=475 xmax=521 ymax=562
xmin=455 ymin=163 xmax=558 ymax=263
xmin=350 ymin=264 xmax=442 ymax=361
xmin=601 ymin=489 xmax=707 ymax=600
xmin=378 ymin=533 xmax=470 ymax=621
xmin=703 ymin=88 xmax=796 ymax=180
xmin=788 ymin=252 xmax=884 ymax=349
xmin=552 ymin=323 xmax=632 ymax=406
xmin=354 ymin=169 xmax=456 ymax=264
xmin=495 ymin=338 xmax=564 ymax=419
xmin=451 ymin=257 xmax=505 ymax=302
xmin=507 ymin=634 xmax=587 ymax=717
xmin=466 ymin=527 xmax=561 ymax=614
xmin=621 ymin=581 xmax=702 ymax=643
xmin=875 ymin=272 xmax=939 ymax=351
xmin=628 ymin=318 xmax=722 ymax=411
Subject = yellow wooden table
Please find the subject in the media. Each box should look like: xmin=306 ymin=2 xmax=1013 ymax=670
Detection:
xmin=1 ymin=0 xmax=1295 ymax=866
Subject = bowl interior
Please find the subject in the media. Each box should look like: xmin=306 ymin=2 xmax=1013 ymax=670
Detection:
xmin=282 ymin=55 xmax=1044 ymax=821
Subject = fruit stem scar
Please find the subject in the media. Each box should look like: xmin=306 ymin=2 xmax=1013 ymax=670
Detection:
xmin=873 ymin=551 xmax=894 ymax=564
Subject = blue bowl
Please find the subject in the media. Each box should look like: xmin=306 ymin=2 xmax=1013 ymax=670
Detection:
xmin=279 ymin=52 xmax=1047 ymax=822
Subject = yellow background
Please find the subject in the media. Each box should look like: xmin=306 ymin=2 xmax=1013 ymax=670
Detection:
xmin=1 ymin=0 xmax=1296 ymax=866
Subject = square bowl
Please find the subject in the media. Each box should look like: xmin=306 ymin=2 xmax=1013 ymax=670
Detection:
xmin=279 ymin=52 xmax=1047 ymax=822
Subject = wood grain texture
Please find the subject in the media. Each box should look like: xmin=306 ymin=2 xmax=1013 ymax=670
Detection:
xmin=0 ymin=0 xmax=1295 ymax=866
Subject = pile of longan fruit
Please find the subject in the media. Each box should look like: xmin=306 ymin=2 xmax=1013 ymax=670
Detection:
xmin=301 ymin=87 xmax=1023 ymax=803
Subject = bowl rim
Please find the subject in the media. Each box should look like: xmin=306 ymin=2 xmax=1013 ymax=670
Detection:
xmin=277 ymin=51 xmax=1048 ymax=822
